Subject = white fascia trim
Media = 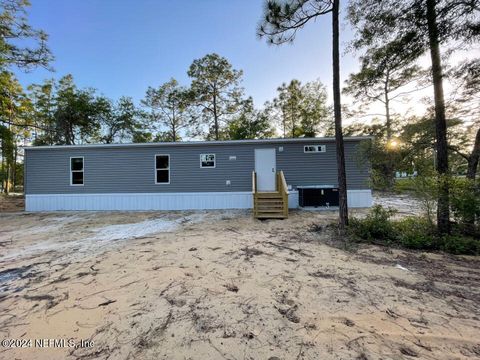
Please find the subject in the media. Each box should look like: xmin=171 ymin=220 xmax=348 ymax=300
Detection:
xmin=23 ymin=136 xmax=373 ymax=151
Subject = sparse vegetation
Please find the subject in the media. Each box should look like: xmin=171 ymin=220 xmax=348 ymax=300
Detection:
xmin=349 ymin=204 xmax=480 ymax=255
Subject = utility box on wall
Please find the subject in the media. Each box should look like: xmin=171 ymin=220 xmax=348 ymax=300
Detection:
xmin=298 ymin=186 xmax=339 ymax=207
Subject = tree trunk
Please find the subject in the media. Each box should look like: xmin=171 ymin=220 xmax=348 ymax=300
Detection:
xmin=466 ymin=127 xmax=480 ymax=180
xmin=291 ymin=103 xmax=296 ymax=138
xmin=384 ymin=72 xmax=392 ymax=140
xmin=5 ymin=162 xmax=10 ymax=195
xmin=384 ymin=78 xmax=395 ymax=188
xmin=0 ymin=136 xmax=5 ymax=193
xmin=171 ymin=111 xmax=177 ymax=142
xmin=67 ymin=123 xmax=75 ymax=145
xmin=213 ymin=87 xmax=219 ymax=141
xmin=0 ymin=151 xmax=4 ymax=194
xmin=332 ymin=0 xmax=349 ymax=230
xmin=12 ymin=144 xmax=17 ymax=190
xmin=426 ymin=0 xmax=450 ymax=235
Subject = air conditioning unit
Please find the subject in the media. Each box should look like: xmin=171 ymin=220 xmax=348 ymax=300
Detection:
xmin=298 ymin=186 xmax=339 ymax=207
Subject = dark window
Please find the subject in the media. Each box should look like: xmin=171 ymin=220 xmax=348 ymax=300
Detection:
xmin=304 ymin=145 xmax=326 ymax=153
xmin=70 ymin=157 xmax=84 ymax=185
xmin=71 ymin=171 xmax=84 ymax=185
xmin=156 ymin=170 xmax=169 ymax=183
xmin=155 ymin=155 xmax=169 ymax=184
xmin=156 ymin=155 xmax=169 ymax=169
xmin=71 ymin=157 xmax=83 ymax=171
xmin=200 ymin=154 xmax=215 ymax=168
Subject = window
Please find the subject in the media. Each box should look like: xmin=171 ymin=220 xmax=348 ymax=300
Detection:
xmin=155 ymin=155 xmax=170 ymax=184
xmin=70 ymin=157 xmax=84 ymax=186
xmin=200 ymin=154 xmax=216 ymax=168
xmin=304 ymin=145 xmax=326 ymax=153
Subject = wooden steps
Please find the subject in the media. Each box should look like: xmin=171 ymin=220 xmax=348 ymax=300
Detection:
xmin=252 ymin=171 xmax=289 ymax=219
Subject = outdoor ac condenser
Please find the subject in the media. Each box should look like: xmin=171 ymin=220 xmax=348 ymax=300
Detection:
xmin=298 ymin=186 xmax=339 ymax=207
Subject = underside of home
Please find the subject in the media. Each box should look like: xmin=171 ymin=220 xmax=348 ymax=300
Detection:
xmin=23 ymin=137 xmax=373 ymax=216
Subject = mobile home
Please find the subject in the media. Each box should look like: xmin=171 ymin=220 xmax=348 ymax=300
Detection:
xmin=24 ymin=137 xmax=372 ymax=216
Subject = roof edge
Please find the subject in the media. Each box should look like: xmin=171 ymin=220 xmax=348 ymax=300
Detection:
xmin=22 ymin=136 xmax=373 ymax=150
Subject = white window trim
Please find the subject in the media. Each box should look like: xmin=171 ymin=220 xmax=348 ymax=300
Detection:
xmin=200 ymin=153 xmax=216 ymax=168
xmin=304 ymin=145 xmax=326 ymax=153
xmin=154 ymin=154 xmax=170 ymax=184
xmin=70 ymin=156 xmax=84 ymax=186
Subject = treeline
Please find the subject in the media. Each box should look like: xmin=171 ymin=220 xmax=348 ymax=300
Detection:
xmin=2 ymin=55 xmax=331 ymax=145
xmin=0 ymin=57 xmax=330 ymax=191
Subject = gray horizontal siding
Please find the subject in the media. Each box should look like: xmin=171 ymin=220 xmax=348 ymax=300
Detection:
xmin=25 ymin=139 xmax=371 ymax=194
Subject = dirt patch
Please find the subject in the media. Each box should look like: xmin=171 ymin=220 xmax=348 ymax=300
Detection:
xmin=0 ymin=194 xmax=479 ymax=359
xmin=0 ymin=194 xmax=24 ymax=212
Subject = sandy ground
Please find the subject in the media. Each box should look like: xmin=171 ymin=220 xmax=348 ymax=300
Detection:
xmin=0 ymin=194 xmax=479 ymax=360
xmin=0 ymin=194 xmax=24 ymax=213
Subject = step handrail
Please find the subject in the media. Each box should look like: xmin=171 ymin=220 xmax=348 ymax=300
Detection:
xmin=277 ymin=170 xmax=289 ymax=217
xmin=252 ymin=171 xmax=257 ymax=194
xmin=278 ymin=170 xmax=289 ymax=195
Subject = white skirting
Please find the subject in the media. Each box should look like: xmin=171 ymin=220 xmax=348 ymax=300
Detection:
xmin=25 ymin=189 xmax=372 ymax=211
xmin=347 ymin=189 xmax=373 ymax=208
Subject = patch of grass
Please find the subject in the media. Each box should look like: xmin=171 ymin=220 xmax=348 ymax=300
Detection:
xmin=393 ymin=178 xmax=417 ymax=193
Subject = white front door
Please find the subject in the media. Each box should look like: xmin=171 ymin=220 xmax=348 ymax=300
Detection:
xmin=255 ymin=148 xmax=276 ymax=191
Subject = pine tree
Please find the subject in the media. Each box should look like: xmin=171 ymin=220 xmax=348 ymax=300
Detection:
xmin=258 ymin=0 xmax=349 ymax=229
xmin=187 ymin=53 xmax=244 ymax=140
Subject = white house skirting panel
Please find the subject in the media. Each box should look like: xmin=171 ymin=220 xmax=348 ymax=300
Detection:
xmin=25 ymin=189 xmax=371 ymax=211
xmin=26 ymin=192 xmax=253 ymax=211
xmin=347 ymin=189 xmax=373 ymax=208
xmin=288 ymin=191 xmax=299 ymax=209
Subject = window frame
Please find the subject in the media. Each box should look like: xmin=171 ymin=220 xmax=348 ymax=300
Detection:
xmin=304 ymin=145 xmax=326 ymax=153
xmin=200 ymin=153 xmax=216 ymax=168
xmin=70 ymin=156 xmax=84 ymax=186
xmin=154 ymin=154 xmax=170 ymax=185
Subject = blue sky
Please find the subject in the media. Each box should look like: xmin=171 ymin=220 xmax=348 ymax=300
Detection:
xmin=14 ymin=0 xmax=359 ymax=107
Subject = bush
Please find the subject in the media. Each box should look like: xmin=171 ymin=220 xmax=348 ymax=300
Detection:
xmin=441 ymin=235 xmax=480 ymax=255
xmin=349 ymin=205 xmax=397 ymax=243
xmin=450 ymin=178 xmax=480 ymax=234
xmin=348 ymin=205 xmax=480 ymax=255
xmin=395 ymin=175 xmax=480 ymax=235
xmin=393 ymin=217 xmax=436 ymax=250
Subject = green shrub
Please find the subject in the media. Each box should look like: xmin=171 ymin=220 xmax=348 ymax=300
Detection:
xmin=450 ymin=178 xmax=480 ymax=234
xmin=348 ymin=205 xmax=479 ymax=255
xmin=395 ymin=175 xmax=480 ymax=235
xmin=393 ymin=217 xmax=436 ymax=250
xmin=441 ymin=235 xmax=480 ymax=255
xmin=349 ymin=205 xmax=397 ymax=243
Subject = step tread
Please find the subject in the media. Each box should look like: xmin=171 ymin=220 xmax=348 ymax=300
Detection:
xmin=256 ymin=214 xmax=288 ymax=219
